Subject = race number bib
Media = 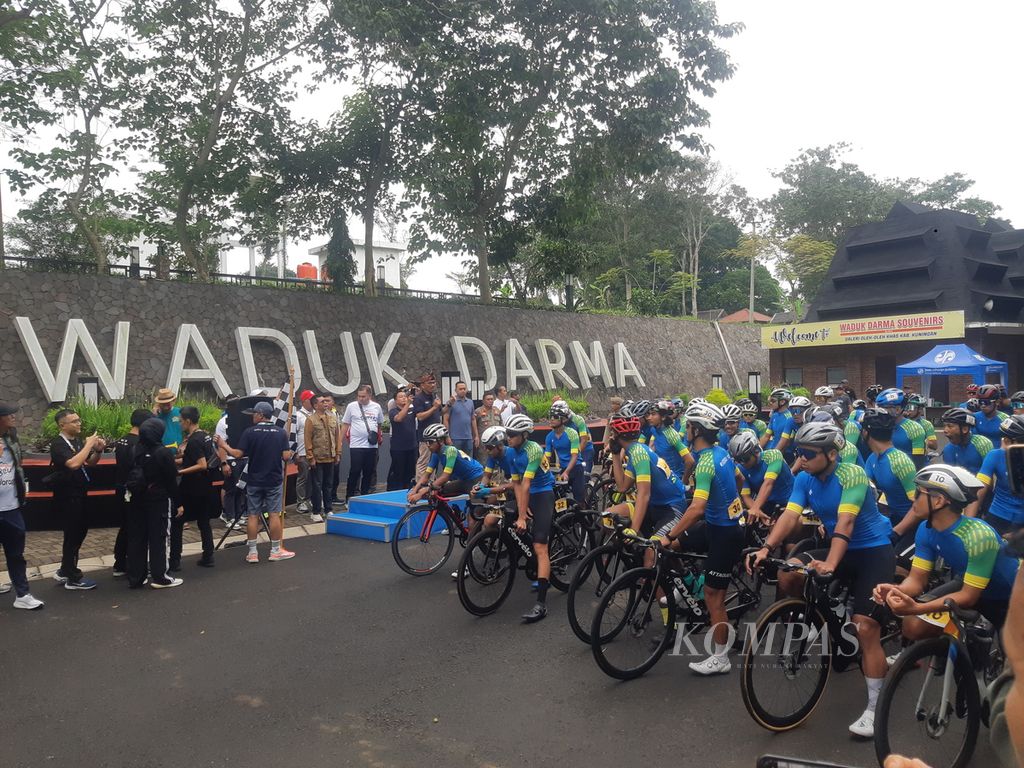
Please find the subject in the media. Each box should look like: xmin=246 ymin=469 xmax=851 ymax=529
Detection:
xmin=919 ymin=610 xmax=953 ymax=633
xmin=728 ymin=497 xmax=745 ymax=520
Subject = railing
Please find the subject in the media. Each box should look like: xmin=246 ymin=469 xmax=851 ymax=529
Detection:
xmin=0 ymin=255 xmax=520 ymax=307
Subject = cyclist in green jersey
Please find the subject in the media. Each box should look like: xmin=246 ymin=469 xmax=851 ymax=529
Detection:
xmin=644 ymin=399 xmax=695 ymax=481
xmin=903 ymin=393 xmax=937 ymax=452
xmin=408 ymin=423 xmax=484 ymax=502
xmin=738 ymin=400 xmax=767 ymax=439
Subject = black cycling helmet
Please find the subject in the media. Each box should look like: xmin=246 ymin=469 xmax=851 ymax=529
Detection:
xmin=866 ymin=384 xmax=884 ymax=401
xmin=861 ymin=407 xmax=896 ymax=431
xmin=965 ymin=398 xmax=981 ymax=412
xmin=851 ymin=399 xmax=867 ymax=410
xmin=999 ymin=414 xmax=1024 ymax=443
xmin=941 ymin=407 xmax=976 ymax=427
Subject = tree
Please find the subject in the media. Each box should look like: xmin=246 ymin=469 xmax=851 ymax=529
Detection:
xmin=673 ymin=158 xmax=732 ymax=315
xmin=775 ymin=234 xmax=835 ymax=312
xmin=713 ymin=233 xmax=783 ymax=315
xmin=903 ymin=172 xmax=1002 ymax=221
xmin=406 ymin=0 xmax=739 ymax=301
xmin=323 ymin=211 xmax=356 ymax=289
xmin=123 ymin=0 xmax=323 ymax=280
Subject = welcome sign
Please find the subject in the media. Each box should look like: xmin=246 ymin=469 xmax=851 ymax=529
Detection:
xmin=761 ymin=311 xmax=965 ymax=349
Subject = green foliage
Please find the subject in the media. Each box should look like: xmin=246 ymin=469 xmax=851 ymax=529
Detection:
xmin=776 ymin=235 xmax=835 ymax=308
xmin=791 ymin=387 xmax=811 ymax=399
xmin=40 ymin=395 xmax=221 ymax=443
xmin=518 ymin=390 xmax=591 ymax=422
xmin=704 ymin=388 xmax=731 ymax=407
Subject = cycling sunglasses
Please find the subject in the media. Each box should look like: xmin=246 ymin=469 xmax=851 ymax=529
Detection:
xmin=1012 ymin=401 xmax=1024 ymax=410
xmin=978 ymin=399 xmax=996 ymax=406
xmin=790 ymin=407 xmax=805 ymax=415
xmin=796 ymin=447 xmax=822 ymax=461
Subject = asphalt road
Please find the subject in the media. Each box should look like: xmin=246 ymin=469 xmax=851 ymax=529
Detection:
xmin=1 ymin=535 xmax=997 ymax=768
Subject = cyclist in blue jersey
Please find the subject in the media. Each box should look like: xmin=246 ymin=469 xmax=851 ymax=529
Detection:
xmin=738 ymin=399 xmax=767 ymax=439
xmin=408 ymin=423 xmax=484 ymax=502
xmin=716 ymin=403 xmax=753 ymax=452
xmin=750 ymin=421 xmax=894 ymax=738
xmin=659 ymin=401 xmax=745 ymax=677
xmin=971 ymin=414 xmax=1024 ymax=537
xmin=973 ymin=384 xmax=1011 ymax=445
xmin=503 ymin=414 xmax=556 ymax=624
xmin=941 ymin=408 xmax=993 ymax=474
xmin=875 ymin=465 xmax=1016 ymax=646
xmin=728 ymin=431 xmax=794 ymax=524
xmin=849 ymin=398 xmax=867 ymax=426
xmin=607 ymin=413 xmax=686 ymax=539
xmin=876 ymin=388 xmax=927 ymax=469
xmin=475 ymin=425 xmax=515 ymax=513
xmin=544 ymin=402 xmax=584 ymax=504
xmin=643 ymin=399 xmax=695 ymax=481
xmin=787 ymin=396 xmax=812 ymax=431
xmin=903 ymin=393 xmax=938 ymax=453
xmin=761 ymin=388 xmax=796 ymax=461
xmin=1011 ymin=390 xmax=1024 ymax=415
xmin=553 ymin=399 xmax=594 ymax=475
xmin=861 ymin=409 xmax=919 ymax=570
xmin=672 ymin=398 xmax=685 ymax=433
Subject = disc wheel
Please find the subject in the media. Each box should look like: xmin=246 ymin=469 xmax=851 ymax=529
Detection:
xmin=391 ymin=506 xmax=456 ymax=576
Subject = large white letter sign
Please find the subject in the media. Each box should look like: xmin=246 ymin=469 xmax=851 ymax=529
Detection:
xmin=505 ymin=338 xmax=542 ymax=391
xmin=360 ymin=332 xmax=407 ymax=395
xmin=568 ymin=340 xmax=614 ymax=389
xmin=450 ymin=336 xmax=497 ymax=391
xmin=166 ymin=324 xmax=232 ymax=397
xmin=14 ymin=317 xmax=130 ymax=402
xmin=534 ymin=339 xmax=578 ymax=390
xmin=303 ymin=331 xmax=360 ymax=396
xmin=614 ymin=342 xmax=645 ymax=388
xmin=234 ymin=327 xmax=302 ymax=393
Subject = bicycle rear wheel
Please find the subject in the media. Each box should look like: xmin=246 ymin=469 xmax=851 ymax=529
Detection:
xmin=548 ymin=512 xmax=596 ymax=592
xmin=456 ymin=529 xmax=516 ymax=616
xmin=391 ymin=506 xmax=456 ymax=576
xmin=590 ymin=567 xmax=674 ymax=680
xmin=740 ymin=598 xmax=831 ymax=731
xmin=566 ymin=543 xmax=629 ymax=644
xmin=873 ymin=635 xmax=979 ymax=768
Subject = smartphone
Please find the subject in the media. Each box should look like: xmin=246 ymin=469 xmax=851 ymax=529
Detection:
xmin=1007 ymin=443 xmax=1024 ymax=497
xmin=757 ymin=757 xmax=858 ymax=768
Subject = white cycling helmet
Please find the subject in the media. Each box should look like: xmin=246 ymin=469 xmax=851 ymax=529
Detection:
xmin=685 ymin=401 xmax=725 ymax=431
xmin=914 ymin=464 xmax=984 ymax=505
xmin=789 ymin=395 xmax=812 ymax=409
xmin=504 ymin=414 xmax=534 ymax=435
xmin=422 ymin=423 xmax=449 ymax=442
xmin=480 ymin=425 xmax=507 ymax=447
xmin=814 ymin=386 xmax=834 ymax=398
xmin=721 ymin=403 xmax=742 ymax=422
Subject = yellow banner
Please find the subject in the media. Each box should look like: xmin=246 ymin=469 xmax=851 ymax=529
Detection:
xmin=761 ymin=311 xmax=965 ymax=349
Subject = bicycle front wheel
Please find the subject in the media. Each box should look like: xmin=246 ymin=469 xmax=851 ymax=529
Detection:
xmin=456 ymin=529 xmax=516 ymax=616
xmin=566 ymin=543 xmax=629 ymax=644
xmin=590 ymin=567 xmax=674 ymax=680
xmin=740 ymin=598 xmax=831 ymax=731
xmin=874 ymin=635 xmax=980 ymax=768
xmin=548 ymin=512 xmax=596 ymax=592
xmin=391 ymin=506 xmax=455 ymax=576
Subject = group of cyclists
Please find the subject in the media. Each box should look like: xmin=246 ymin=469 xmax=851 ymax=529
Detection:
xmin=399 ymin=381 xmax=1024 ymax=744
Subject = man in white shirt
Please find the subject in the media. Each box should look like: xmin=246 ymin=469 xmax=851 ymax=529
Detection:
xmin=340 ymin=384 xmax=384 ymax=507
xmin=293 ymin=390 xmax=315 ymax=516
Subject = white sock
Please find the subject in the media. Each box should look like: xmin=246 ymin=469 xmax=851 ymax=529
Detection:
xmin=866 ymin=677 xmax=884 ymax=711
xmin=271 ymin=539 xmax=281 ymax=553
xmin=247 ymin=539 xmax=258 ymax=554
xmin=714 ymin=642 xmax=730 ymax=659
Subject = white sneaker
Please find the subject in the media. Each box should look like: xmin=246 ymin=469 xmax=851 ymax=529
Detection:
xmin=689 ymin=655 xmax=731 ymax=676
xmin=849 ymin=708 xmax=874 ymax=738
xmin=0 ymin=582 xmax=11 ymax=594
xmin=886 ymin=650 xmax=902 ymax=667
xmin=309 ymin=513 xmax=324 ymax=523
xmin=150 ymin=577 xmax=184 ymax=589
xmin=13 ymin=594 xmax=44 ymax=610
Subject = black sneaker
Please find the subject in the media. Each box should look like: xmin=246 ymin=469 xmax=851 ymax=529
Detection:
xmin=197 ymin=557 xmax=215 ymax=568
xmin=521 ymin=603 xmax=548 ymax=624
xmin=65 ymin=577 xmax=98 ymax=591
xmin=168 ymin=561 xmax=182 ymax=573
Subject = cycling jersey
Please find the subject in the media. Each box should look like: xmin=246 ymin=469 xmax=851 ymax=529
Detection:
xmin=746 ymin=418 xmax=767 ymax=439
xmin=717 ymin=425 xmax=754 ymax=450
xmin=622 ymin=441 xmax=685 ymax=508
xmin=544 ymin=427 xmax=580 ymax=470
xmin=941 ymin=434 xmax=993 ymax=474
xmin=912 ymin=516 xmax=1018 ymax=601
xmin=849 ymin=408 xmax=865 ymax=425
xmin=977 ymin=447 xmax=1024 ymax=526
xmin=765 ymin=409 xmax=795 ymax=450
xmin=974 ymin=410 xmax=1010 ymax=445
xmin=644 ymin=425 xmax=690 ymax=477
xmin=569 ymin=413 xmax=593 ymax=458
xmin=673 ymin=417 xmax=684 ymax=433
xmin=839 ymin=441 xmax=864 ymax=467
xmin=864 ymin=446 xmax=917 ymax=522
xmin=692 ymin=445 xmax=743 ymax=527
xmin=426 ymin=444 xmax=484 ymax=483
xmin=484 ymin=447 xmax=516 ymax=478
xmin=844 ymin=420 xmax=861 ymax=447
xmin=785 ymin=461 xmax=893 ymax=549
xmin=892 ymin=418 xmax=926 ymax=458
xmin=737 ymin=448 xmax=794 ymax=505
xmin=506 ymin=440 xmax=555 ymax=494
xmin=913 ymin=416 xmax=936 ymax=443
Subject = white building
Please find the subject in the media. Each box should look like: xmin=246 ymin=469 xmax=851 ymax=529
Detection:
xmin=307 ymin=237 xmax=405 ymax=286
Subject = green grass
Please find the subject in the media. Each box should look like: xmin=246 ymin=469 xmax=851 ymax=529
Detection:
xmin=518 ymin=390 xmax=591 ymax=421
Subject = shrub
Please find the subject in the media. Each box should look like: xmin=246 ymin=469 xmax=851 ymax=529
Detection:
xmin=704 ymin=388 xmax=731 ymax=407
xmin=40 ymin=396 xmax=224 ymax=442
xmin=519 ymin=390 xmax=591 ymax=421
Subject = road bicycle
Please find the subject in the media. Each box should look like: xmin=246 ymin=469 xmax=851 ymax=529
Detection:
xmin=391 ymin=491 xmax=492 ymax=576
xmin=873 ymin=599 xmax=1005 ymax=768
xmin=740 ymin=558 xmax=902 ymax=732
xmin=589 ymin=530 xmax=765 ymax=680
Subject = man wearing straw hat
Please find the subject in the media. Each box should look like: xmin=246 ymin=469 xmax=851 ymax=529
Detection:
xmin=153 ymin=388 xmax=183 ymax=448
xmin=217 ymin=401 xmax=295 ymax=563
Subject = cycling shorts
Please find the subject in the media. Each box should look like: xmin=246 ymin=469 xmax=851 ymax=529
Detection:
xmin=439 ymin=477 xmax=478 ymax=498
xmin=703 ymin=522 xmax=745 ymax=590
xmin=983 ymin=512 xmax=1018 ymax=538
xmin=795 ymin=544 xmax=895 ymax=619
xmin=527 ymin=490 xmax=555 ymax=545
xmin=920 ymin=579 xmax=1009 ymax=631
xmin=639 ymin=503 xmax=682 ymax=538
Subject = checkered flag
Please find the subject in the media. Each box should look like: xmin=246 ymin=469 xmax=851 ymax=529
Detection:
xmin=231 ymin=457 xmax=250 ymax=490
xmin=272 ymin=380 xmax=299 ymax=454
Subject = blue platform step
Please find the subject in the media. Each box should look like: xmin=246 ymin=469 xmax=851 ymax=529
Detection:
xmin=326 ymin=490 xmax=468 ymax=543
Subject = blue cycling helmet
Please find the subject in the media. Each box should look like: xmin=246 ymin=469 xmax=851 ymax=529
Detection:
xmin=876 ymin=388 xmax=906 ymax=408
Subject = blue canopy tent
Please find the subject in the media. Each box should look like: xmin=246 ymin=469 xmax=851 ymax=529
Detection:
xmin=896 ymin=344 xmax=1008 ymax=400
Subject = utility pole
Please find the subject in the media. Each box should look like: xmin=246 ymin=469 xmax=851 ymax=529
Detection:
xmin=747 ymin=218 xmax=757 ymax=322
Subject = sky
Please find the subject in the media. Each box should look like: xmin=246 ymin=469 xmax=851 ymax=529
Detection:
xmin=7 ymin=1 xmax=1023 ymax=291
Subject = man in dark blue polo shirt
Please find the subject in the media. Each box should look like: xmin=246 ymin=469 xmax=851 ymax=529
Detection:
xmin=219 ymin=401 xmax=294 ymax=564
